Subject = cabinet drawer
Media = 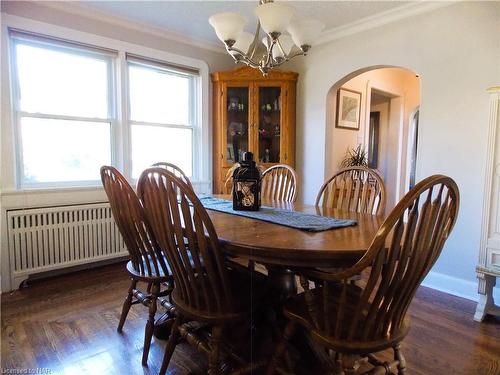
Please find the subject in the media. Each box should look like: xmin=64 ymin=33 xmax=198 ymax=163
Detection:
xmin=486 ymin=248 xmax=500 ymax=271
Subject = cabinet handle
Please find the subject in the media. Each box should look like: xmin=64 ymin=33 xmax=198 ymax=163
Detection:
xmin=221 ymin=153 xmax=224 ymax=160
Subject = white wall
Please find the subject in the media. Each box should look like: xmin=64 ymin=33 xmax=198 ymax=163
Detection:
xmin=327 ymin=74 xmax=367 ymax=174
xmin=292 ymin=1 xmax=500 ymax=300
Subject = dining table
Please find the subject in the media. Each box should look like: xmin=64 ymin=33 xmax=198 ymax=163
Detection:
xmin=154 ymin=195 xmax=384 ymax=338
xmin=211 ymin=195 xmax=382 ymax=264
xmin=208 ymin=195 xmax=383 ymax=297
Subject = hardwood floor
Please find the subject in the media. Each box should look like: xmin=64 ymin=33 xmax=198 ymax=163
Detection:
xmin=2 ymin=263 xmax=499 ymax=374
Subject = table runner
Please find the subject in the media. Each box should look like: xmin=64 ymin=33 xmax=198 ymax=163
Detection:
xmin=199 ymin=196 xmax=356 ymax=232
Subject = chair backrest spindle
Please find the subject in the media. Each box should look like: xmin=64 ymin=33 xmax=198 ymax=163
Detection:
xmin=303 ymin=175 xmax=459 ymax=342
xmin=100 ymin=166 xmax=169 ymax=277
xmin=152 ymin=162 xmax=192 ymax=188
xmin=261 ymin=164 xmax=298 ymax=202
xmin=138 ymin=168 xmax=234 ymax=316
xmin=315 ymin=167 xmax=386 ymax=215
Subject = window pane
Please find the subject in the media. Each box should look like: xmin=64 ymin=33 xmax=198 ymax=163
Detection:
xmin=129 ymin=64 xmax=190 ymax=125
xmin=16 ymin=43 xmax=109 ymax=118
xmin=131 ymin=125 xmax=192 ymax=179
xmin=21 ymin=117 xmax=111 ymax=184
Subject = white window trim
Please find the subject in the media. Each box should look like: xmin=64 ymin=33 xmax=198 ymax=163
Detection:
xmin=1 ymin=13 xmax=211 ymax=193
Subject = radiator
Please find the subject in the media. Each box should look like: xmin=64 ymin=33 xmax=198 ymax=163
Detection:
xmin=7 ymin=203 xmax=127 ymax=290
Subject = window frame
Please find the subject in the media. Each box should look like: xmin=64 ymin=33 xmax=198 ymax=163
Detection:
xmin=9 ymin=35 xmax=117 ymax=189
xmin=126 ymin=60 xmax=199 ymax=180
xmin=4 ymin=17 xmax=210 ymax=192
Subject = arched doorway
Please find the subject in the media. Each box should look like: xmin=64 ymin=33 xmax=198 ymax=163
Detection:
xmin=325 ymin=67 xmax=421 ymax=213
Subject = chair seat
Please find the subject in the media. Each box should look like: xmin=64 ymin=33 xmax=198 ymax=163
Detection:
xmin=283 ymin=283 xmax=410 ymax=354
xmin=172 ymin=267 xmax=270 ymax=322
xmin=126 ymin=258 xmax=171 ymax=282
xmin=126 ymin=248 xmax=200 ymax=282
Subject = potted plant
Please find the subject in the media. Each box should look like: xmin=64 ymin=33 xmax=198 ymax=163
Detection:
xmin=340 ymin=144 xmax=368 ymax=168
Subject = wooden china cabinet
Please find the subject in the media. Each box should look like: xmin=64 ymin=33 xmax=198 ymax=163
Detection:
xmin=211 ymin=66 xmax=298 ymax=194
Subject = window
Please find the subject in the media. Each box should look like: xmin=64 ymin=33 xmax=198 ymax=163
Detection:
xmin=127 ymin=56 xmax=198 ymax=179
xmin=8 ymin=28 xmax=206 ymax=190
xmin=10 ymin=30 xmax=116 ymax=187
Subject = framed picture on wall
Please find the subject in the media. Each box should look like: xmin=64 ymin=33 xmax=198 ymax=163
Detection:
xmin=336 ymin=88 xmax=362 ymax=130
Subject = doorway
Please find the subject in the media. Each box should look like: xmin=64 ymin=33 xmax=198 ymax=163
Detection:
xmin=368 ymin=88 xmax=403 ymax=211
xmin=325 ymin=67 xmax=421 ymax=213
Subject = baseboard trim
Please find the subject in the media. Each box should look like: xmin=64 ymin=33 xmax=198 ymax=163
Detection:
xmin=422 ymin=271 xmax=500 ymax=302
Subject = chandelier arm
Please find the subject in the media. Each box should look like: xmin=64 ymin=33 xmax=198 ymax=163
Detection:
xmin=226 ymin=46 xmax=265 ymax=68
xmin=242 ymin=59 xmax=262 ymax=69
xmin=241 ymin=57 xmax=264 ymax=69
xmin=248 ymin=21 xmax=262 ymax=61
xmin=263 ymin=36 xmax=275 ymax=68
xmin=276 ymin=38 xmax=286 ymax=58
xmin=269 ymin=49 xmax=305 ymax=69
xmin=285 ymin=49 xmax=307 ymax=60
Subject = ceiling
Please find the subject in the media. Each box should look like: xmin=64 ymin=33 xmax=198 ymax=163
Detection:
xmin=77 ymin=1 xmax=414 ymax=46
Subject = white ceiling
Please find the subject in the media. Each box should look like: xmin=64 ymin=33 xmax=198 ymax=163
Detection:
xmin=78 ymin=1 xmax=414 ymax=46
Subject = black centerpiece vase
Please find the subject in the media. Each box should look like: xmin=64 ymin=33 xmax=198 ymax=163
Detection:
xmin=232 ymin=152 xmax=261 ymax=211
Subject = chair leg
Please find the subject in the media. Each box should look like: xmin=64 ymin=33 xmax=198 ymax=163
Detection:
xmin=342 ymin=354 xmax=360 ymax=375
xmin=208 ymin=325 xmax=224 ymax=375
xmin=334 ymin=352 xmax=345 ymax=375
xmin=117 ymin=278 xmax=136 ymax=332
xmin=266 ymin=321 xmax=297 ymax=375
xmin=142 ymin=281 xmax=160 ymax=366
xmin=248 ymin=260 xmax=255 ymax=271
xmin=394 ymin=344 xmax=406 ymax=375
xmin=159 ymin=315 xmax=182 ymax=375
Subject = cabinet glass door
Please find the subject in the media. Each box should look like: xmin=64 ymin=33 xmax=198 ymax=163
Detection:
xmin=225 ymin=86 xmax=250 ymax=164
xmin=257 ymin=86 xmax=281 ymax=163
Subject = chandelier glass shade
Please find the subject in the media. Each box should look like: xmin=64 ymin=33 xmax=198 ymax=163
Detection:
xmin=209 ymin=0 xmax=325 ymax=75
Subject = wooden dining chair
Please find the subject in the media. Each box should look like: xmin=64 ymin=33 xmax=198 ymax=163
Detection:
xmin=316 ymin=167 xmax=386 ymax=216
xmin=137 ymin=168 xmax=267 ymax=375
xmin=152 ymin=162 xmax=192 ymax=188
xmin=261 ymin=164 xmax=298 ymax=203
xmin=100 ymin=166 xmax=172 ymax=366
xmin=268 ymin=175 xmax=460 ymax=374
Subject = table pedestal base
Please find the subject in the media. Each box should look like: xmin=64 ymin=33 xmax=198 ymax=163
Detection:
xmin=266 ymin=266 xmax=297 ymax=300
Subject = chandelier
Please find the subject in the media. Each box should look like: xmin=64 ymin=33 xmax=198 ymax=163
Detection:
xmin=209 ymin=0 xmax=324 ymax=75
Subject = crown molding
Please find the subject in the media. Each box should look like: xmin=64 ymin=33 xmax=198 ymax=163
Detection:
xmin=20 ymin=1 xmax=456 ymax=54
xmin=316 ymin=1 xmax=456 ymax=46
xmin=35 ymin=1 xmax=227 ymax=54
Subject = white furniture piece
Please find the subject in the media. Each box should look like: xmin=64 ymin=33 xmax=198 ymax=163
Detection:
xmin=475 ymin=86 xmax=500 ymax=322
